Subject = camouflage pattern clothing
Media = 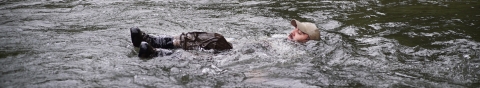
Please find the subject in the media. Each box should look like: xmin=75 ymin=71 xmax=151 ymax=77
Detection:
xmin=130 ymin=27 xmax=232 ymax=58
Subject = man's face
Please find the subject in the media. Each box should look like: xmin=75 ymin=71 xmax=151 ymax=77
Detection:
xmin=288 ymin=27 xmax=309 ymax=43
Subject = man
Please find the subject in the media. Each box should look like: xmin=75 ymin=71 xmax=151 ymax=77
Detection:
xmin=130 ymin=19 xmax=318 ymax=58
xmin=288 ymin=19 xmax=320 ymax=42
xmin=130 ymin=27 xmax=233 ymax=58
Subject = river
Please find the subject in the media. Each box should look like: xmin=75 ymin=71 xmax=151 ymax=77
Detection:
xmin=1 ymin=0 xmax=479 ymax=87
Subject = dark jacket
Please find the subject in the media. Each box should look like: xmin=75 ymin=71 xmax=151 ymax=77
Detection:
xmin=177 ymin=32 xmax=232 ymax=50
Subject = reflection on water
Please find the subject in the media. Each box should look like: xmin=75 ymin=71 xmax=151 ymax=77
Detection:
xmin=0 ymin=0 xmax=479 ymax=87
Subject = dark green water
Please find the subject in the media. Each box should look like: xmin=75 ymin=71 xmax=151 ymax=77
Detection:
xmin=1 ymin=0 xmax=479 ymax=87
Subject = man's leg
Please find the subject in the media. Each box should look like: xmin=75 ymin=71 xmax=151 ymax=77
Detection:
xmin=130 ymin=27 xmax=176 ymax=49
xmin=138 ymin=42 xmax=173 ymax=58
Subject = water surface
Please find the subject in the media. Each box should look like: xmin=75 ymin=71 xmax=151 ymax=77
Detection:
xmin=1 ymin=0 xmax=479 ymax=87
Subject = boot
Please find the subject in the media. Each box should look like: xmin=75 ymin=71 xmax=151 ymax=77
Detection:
xmin=130 ymin=27 xmax=147 ymax=47
xmin=138 ymin=42 xmax=157 ymax=58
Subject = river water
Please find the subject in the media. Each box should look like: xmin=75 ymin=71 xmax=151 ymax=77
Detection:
xmin=1 ymin=0 xmax=479 ymax=87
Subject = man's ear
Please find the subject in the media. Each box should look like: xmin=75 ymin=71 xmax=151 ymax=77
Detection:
xmin=291 ymin=20 xmax=297 ymax=27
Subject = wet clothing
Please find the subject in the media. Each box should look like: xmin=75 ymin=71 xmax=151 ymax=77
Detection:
xmin=138 ymin=42 xmax=173 ymax=57
xmin=178 ymin=32 xmax=233 ymax=50
xmin=143 ymin=35 xmax=176 ymax=49
xmin=130 ymin=27 xmax=232 ymax=58
xmin=142 ymin=32 xmax=233 ymax=50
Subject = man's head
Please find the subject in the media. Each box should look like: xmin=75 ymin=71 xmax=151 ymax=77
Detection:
xmin=288 ymin=19 xmax=320 ymax=42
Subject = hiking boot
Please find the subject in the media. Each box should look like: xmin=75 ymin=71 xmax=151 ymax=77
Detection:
xmin=138 ymin=42 xmax=157 ymax=58
xmin=130 ymin=27 xmax=146 ymax=47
